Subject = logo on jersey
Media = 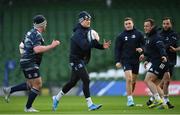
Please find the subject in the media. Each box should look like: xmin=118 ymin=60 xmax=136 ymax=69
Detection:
xmin=165 ymin=37 xmax=169 ymax=41
xmin=131 ymin=35 xmax=136 ymax=38
xmin=125 ymin=36 xmax=128 ymax=41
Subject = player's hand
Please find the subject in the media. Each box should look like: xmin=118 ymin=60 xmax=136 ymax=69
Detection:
xmin=103 ymin=40 xmax=111 ymax=49
xmin=115 ymin=62 xmax=122 ymax=68
xmin=136 ymin=48 xmax=143 ymax=53
xmin=139 ymin=54 xmax=145 ymax=61
xmin=169 ymin=46 xmax=176 ymax=52
xmin=161 ymin=56 xmax=167 ymax=63
xmin=51 ymin=40 xmax=60 ymax=48
xmin=144 ymin=61 xmax=149 ymax=69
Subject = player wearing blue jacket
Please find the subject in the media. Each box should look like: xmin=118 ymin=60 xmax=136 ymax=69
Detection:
xmin=52 ymin=11 xmax=111 ymax=111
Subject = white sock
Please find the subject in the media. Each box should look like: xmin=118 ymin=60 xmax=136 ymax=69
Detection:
xmin=127 ymin=95 xmax=133 ymax=101
xmin=56 ymin=90 xmax=65 ymax=101
xmin=86 ymin=97 xmax=93 ymax=107
xmin=162 ymin=97 xmax=167 ymax=105
xmin=154 ymin=93 xmax=161 ymax=101
xmin=164 ymin=97 xmax=169 ymax=103
xmin=150 ymin=96 xmax=154 ymax=101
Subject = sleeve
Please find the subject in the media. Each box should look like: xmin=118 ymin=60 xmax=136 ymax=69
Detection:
xmin=138 ymin=32 xmax=145 ymax=54
xmin=32 ymin=33 xmax=43 ymax=47
xmin=171 ymin=32 xmax=179 ymax=48
xmin=114 ymin=35 xmax=123 ymax=63
xmin=177 ymin=33 xmax=180 ymax=46
xmin=144 ymin=54 xmax=150 ymax=62
xmin=164 ymin=32 xmax=179 ymax=49
xmin=91 ymin=39 xmax=104 ymax=50
xmin=155 ymin=38 xmax=167 ymax=57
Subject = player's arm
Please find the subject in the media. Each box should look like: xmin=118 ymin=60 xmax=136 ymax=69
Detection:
xmin=91 ymin=39 xmax=104 ymax=49
xmin=136 ymin=33 xmax=145 ymax=61
xmin=89 ymin=30 xmax=111 ymax=49
xmin=33 ymin=40 xmax=60 ymax=54
xmin=136 ymin=33 xmax=145 ymax=54
xmin=169 ymin=33 xmax=180 ymax=52
xmin=170 ymin=46 xmax=180 ymax=52
xmin=115 ymin=36 xmax=123 ymax=68
xmin=92 ymin=39 xmax=111 ymax=49
xmin=143 ymin=48 xmax=150 ymax=69
xmin=155 ymin=40 xmax=167 ymax=62
xmin=144 ymin=52 xmax=150 ymax=69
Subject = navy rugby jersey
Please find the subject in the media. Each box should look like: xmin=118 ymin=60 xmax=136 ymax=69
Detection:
xmin=115 ymin=28 xmax=144 ymax=63
xmin=20 ymin=28 xmax=44 ymax=68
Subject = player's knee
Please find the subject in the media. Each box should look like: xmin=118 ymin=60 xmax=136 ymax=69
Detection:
xmin=164 ymin=80 xmax=170 ymax=86
xmin=144 ymin=77 xmax=149 ymax=84
xmin=33 ymin=79 xmax=42 ymax=90
xmin=126 ymin=77 xmax=132 ymax=83
xmin=132 ymin=79 xmax=136 ymax=84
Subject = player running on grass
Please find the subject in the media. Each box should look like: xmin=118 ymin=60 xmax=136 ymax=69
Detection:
xmin=3 ymin=15 xmax=60 ymax=112
xmin=115 ymin=17 xmax=144 ymax=107
xmin=52 ymin=11 xmax=111 ymax=111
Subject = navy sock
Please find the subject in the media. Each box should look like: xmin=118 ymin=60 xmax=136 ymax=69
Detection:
xmin=10 ymin=82 xmax=29 ymax=94
xmin=26 ymin=88 xmax=39 ymax=109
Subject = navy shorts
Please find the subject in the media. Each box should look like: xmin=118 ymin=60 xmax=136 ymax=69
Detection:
xmin=22 ymin=67 xmax=40 ymax=79
xmin=121 ymin=62 xmax=139 ymax=74
xmin=168 ymin=64 xmax=175 ymax=77
xmin=148 ymin=62 xmax=169 ymax=79
xmin=20 ymin=62 xmax=41 ymax=79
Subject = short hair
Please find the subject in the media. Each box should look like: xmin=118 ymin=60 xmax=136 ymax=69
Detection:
xmin=163 ymin=17 xmax=171 ymax=21
xmin=124 ymin=17 xmax=133 ymax=22
xmin=163 ymin=17 xmax=172 ymax=24
xmin=144 ymin=18 xmax=155 ymax=26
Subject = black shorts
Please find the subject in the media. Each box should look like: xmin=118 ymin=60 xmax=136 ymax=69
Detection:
xmin=22 ymin=67 xmax=40 ymax=79
xmin=121 ymin=61 xmax=139 ymax=74
xmin=148 ymin=62 xmax=169 ymax=79
xmin=168 ymin=64 xmax=175 ymax=77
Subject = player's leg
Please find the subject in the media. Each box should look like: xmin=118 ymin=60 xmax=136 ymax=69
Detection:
xmin=155 ymin=75 xmax=169 ymax=109
xmin=146 ymin=78 xmax=163 ymax=106
xmin=156 ymin=63 xmax=171 ymax=109
xmin=146 ymin=72 xmax=169 ymax=106
xmin=124 ymin=69 xmax=134 ymax=106
xmin=24 ymin=68 xmax=41 ymax=112
xmin=132 ymin=63 xmax=139 ymax=93
xmin=144 ymin=72 xmax=163 ymax=108
xmin=163 ymin=66 xmax=174 ymax=109
xmin=52 ymin=70 xmax=80 ymax=111
xmin=162 ymin=72 xmax=170 ymax=97
xmin=78 ymin=67 xmax=102 ymax=111
xmin=132 ymin=74 xmax=137 ymax=93
xmin=3 ymin=82 xmax=30 ymax=103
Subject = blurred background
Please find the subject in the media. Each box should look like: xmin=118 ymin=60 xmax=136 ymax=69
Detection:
xmin=0 ymin=0 xmax=180 ymax=96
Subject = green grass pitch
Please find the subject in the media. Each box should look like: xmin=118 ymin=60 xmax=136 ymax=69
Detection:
xmin=0 ymin=96 xmax=180 ymax=114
